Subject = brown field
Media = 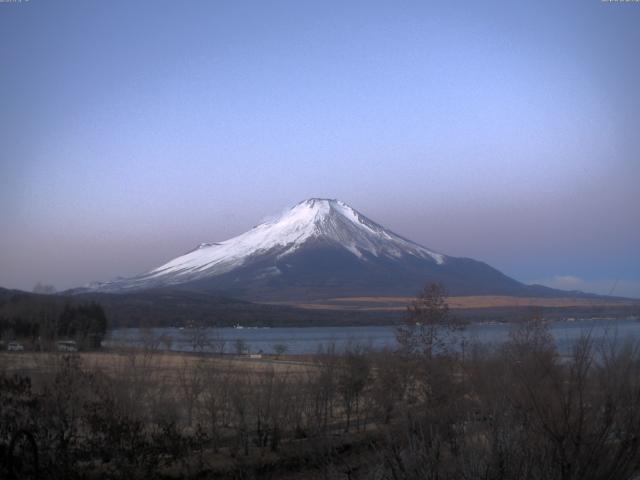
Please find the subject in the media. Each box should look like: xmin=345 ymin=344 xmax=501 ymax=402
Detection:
xmin=0 ymin=349 xmax=315 ymax=378
xmin=264 ymin=294 xmax=640 ymax=311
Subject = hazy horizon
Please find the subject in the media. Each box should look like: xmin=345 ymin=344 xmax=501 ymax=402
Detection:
xmin=1 ymin=1 xmax=639 ymax=297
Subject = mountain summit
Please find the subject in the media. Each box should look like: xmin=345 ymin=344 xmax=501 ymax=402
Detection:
xmin=83 ymin=199 xmax=559 ymax=299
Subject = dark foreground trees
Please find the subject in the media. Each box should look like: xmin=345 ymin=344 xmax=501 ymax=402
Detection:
xmin=2 ymin=319 xmax=640 ymax=479
xmin=380 ymin=325 xmax=640 ymax=480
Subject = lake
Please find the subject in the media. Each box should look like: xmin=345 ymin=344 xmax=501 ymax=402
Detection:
xmin=104 ymin=317 xmax=640 ymax=355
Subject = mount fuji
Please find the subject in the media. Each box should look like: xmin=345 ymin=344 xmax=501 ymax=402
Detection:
xmin=80 ymin=198 xmax=563 ymax=300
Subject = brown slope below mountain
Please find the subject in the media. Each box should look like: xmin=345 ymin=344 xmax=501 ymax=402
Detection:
xmin=265 ymin=295 xmax=640 ymax=311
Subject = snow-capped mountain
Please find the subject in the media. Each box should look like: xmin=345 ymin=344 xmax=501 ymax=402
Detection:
xmin=152 ymin=198 xmax=445 ymax=276
xmin=82 ymin=198 xmax=553 ymax=299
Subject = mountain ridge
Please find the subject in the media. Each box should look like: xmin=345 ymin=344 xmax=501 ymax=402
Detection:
xmin=75 ymin=199 xmax=599 ymax=300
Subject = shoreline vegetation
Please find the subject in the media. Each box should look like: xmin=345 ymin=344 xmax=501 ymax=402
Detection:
xmin=1 ymin=286 xmax=638 ymax=333
xmin=4 ymin=323 xmax=640 ymax=479
xmin=2 ymin=284 xmax=640 ymax=479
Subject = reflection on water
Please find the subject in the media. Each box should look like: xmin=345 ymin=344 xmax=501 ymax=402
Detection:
xmin=104 ymin=318 xmax=640 ymax=355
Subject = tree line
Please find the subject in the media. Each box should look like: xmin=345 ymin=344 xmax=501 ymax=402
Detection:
xmin=0 ymin=290 xmax=107 ymax=349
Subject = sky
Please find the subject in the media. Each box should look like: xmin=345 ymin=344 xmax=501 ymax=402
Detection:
xmin=0 ymin=0 xmax=639 ymax=297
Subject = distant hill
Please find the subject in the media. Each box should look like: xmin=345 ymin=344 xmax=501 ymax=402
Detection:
xmin=0 ymin=287 xmax=396 ymax=329
xmin=72 ymin=288 xmax=388 ymax=328
xmin=2 ymin=286 xmax=638 ymax=329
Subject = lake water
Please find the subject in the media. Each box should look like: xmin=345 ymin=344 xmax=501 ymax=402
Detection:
xmin=104 ymin=317 xmax=640 ymax=355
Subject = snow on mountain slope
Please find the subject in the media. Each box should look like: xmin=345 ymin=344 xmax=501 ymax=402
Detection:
xmin=84 ymin=198 xmax=446 ymax=293
xmin=76 ymin=198 xmax=596 ymax=300
xmin=148 ymin=198 xmax=444 ymax=278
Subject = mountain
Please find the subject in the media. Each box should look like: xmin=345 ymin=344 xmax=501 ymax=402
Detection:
xmin=79 ymin=198 xmax=577 ymax=300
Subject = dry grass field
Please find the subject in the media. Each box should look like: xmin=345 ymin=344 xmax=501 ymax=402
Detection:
xmin=265 ymin=294 xmax=640 ymax=311
xmin=0 ymin=349 xmax=315 ymax=381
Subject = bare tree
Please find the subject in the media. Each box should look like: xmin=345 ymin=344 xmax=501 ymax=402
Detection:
xmin=371 ymin=349 xmax=411 ymax=423
xmin=337 ymin=345 xmax=371 ymax=432
xmin=199 ymin=361 xmax=232 ymax=452
xmin=188 ymin=326 xmax=210 ymax=353
xmin=176 ymin=358 xmax=205 ymax=427
xmin=234 ymin=338 xmax=248 ymax=355
xmin=272 ymin=343 xmax=287 ymax=359
xmin=159 ymin=334 xmax=173 ymax=351
xmin=396 ymin=282 xmax=462 ymax=359
xmin=210 ymin=329 xmax=226 ymax=355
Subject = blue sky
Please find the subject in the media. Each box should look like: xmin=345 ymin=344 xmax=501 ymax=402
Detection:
xmin=1 ymin=0 xmax=639 ymax=297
